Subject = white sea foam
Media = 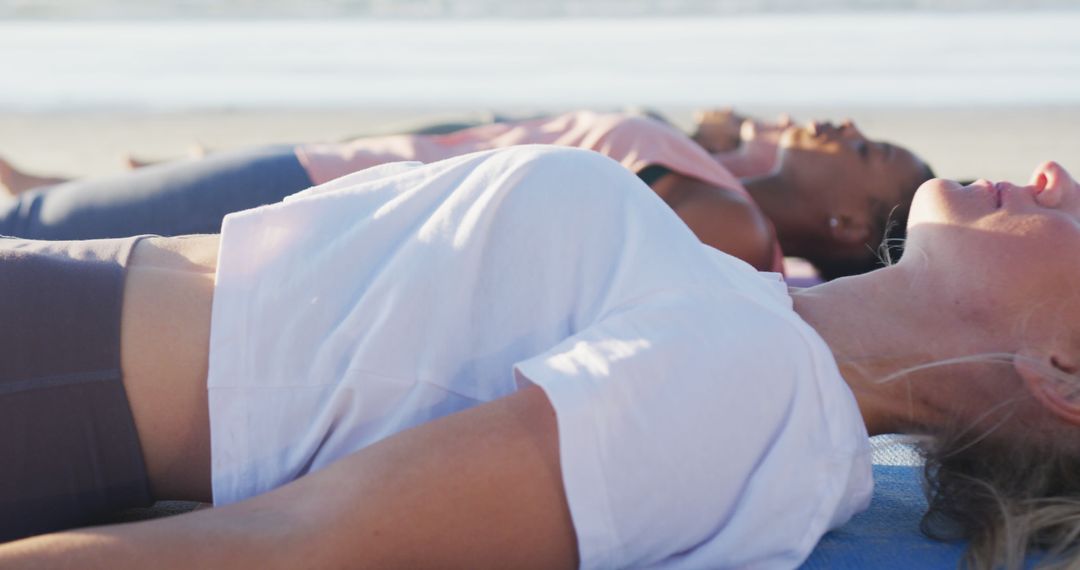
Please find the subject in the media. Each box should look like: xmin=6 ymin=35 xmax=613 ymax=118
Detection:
xmin=1 ymin=12 xmax=1078 ymax=111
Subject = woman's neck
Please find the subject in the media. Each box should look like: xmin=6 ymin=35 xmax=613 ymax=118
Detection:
xmin=741 ymin=173 xmax=810 ymax=256
xmin=789 ymin=267 xmax=954 ymax=436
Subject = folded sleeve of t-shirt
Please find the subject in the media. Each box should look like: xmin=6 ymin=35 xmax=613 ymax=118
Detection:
xmin=513 ymin=290 xmax=838 ymax=569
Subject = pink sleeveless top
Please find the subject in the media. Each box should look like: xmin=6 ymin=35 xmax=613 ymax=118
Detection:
xmin=296 ymin=111 xmax=783 ymax=271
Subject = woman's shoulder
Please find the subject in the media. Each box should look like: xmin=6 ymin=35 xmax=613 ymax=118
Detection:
xmin=664 ymin=176 xmax=776 ymax=270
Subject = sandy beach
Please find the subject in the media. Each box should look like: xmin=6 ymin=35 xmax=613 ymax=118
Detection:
xmin=1 ymin=105 xmax=1077 ymax=184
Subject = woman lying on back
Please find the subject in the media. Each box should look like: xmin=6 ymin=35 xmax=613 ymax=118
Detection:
xmin=0 ymin=146 xmax=1076 ymax=569
xmin=0 ymin=110 xmax=932 ymax=278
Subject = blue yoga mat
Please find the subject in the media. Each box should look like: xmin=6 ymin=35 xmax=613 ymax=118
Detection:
xmin=803 ymin=464 xmax=1050 ymax=569
xmin=802 ymin=465 xmax=967 ymax=568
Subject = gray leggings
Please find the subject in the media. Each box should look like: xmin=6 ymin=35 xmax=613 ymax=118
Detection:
xmin=0 ymin=146 xmax=312 ymax=240
xmin=0 ymin=117 xmax=544 ymax=241
xmin=0 ymin=237 xmax=151 ymax=542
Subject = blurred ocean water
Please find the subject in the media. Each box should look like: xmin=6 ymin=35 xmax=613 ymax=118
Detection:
xmin=2 ymin=11 xmax=1079 ymax=110
xmin=3 ymin=0 xmax=1078 ymax=19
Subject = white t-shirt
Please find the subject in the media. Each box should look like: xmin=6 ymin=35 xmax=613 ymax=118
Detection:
xmin=207 ymin=146 xmax=872 ymax=569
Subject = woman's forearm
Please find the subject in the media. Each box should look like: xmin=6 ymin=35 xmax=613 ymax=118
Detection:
xmin=0 ymin=507 xmax=300 ymax=570
xmin=0 ymin=385 xmax=578 ymax=570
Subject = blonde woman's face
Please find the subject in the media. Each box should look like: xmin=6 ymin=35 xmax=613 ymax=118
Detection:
xmin=903 ymin=162 xmax=1080 ymax=350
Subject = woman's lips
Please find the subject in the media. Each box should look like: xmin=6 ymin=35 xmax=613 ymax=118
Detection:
xmin=971 ymin=179 xmax=1002 ymax=208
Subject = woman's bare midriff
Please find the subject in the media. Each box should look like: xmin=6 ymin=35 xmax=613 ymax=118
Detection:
xmin=120 ymin=234 xmax=219 ymax=503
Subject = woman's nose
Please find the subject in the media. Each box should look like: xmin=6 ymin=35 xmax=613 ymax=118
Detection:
xmin=839 ymin=119 xmax=863 ymax=137
xmin=809 ymin=120 xmax=843 ymax=138
xmin=1031 ymin=161 xmax=1076 ymax=208
xmin=1033 ymin=162 xmax=1074 ymax=190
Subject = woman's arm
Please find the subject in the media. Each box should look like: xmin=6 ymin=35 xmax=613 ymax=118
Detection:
xmin=675 ymin=190 xmax=775 ymax=270
xmin=0 ymin=385 xmax=578 ymax=570
xmin=653 ymin=173 xmax=775 ymax=270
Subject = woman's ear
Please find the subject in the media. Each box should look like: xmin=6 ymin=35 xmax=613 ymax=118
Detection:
xmin=1014 ymin=349 xmax=1080 ymax=425
xmin=827 ymin=214 xmax=870 ymax=245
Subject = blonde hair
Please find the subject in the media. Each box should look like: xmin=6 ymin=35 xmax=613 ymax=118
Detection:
xmin=919 ymin=429 xmax=1080 ymax=570
xmin=881 ymin=354 xmax=1080 ymax=569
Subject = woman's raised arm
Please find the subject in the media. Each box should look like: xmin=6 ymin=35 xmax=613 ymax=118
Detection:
xmin=0 ymin=385 xmax=578 ymax=570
